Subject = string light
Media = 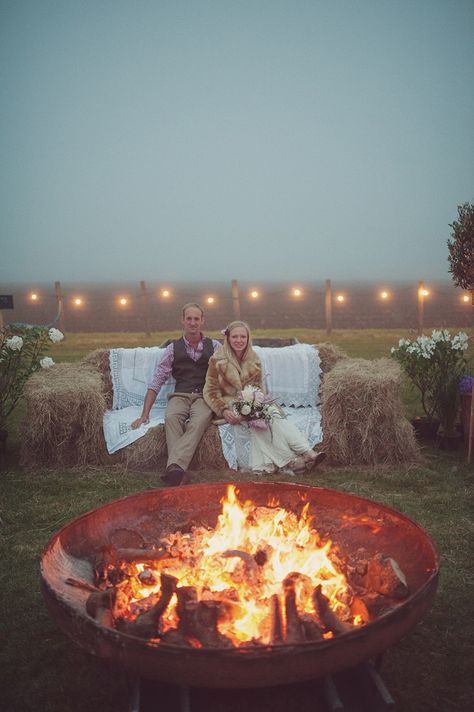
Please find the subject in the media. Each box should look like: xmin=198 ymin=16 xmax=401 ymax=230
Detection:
xmin=291 ymin=287 xmax=303 ymax=298
xmin=19 ymin=284 xmax=474 ymax=320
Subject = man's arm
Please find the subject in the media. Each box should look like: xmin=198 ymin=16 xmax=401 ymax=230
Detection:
xmin=130 ymin=343 xmax=174 ymax=429
xmin=131 ymin=389 xmax=158 ymax=429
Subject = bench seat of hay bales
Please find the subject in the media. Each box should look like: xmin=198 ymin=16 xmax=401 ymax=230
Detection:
xmin=20 ymin=343 xmax=418 ymax=470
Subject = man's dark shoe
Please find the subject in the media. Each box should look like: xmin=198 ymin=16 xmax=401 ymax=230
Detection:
xmin=162 ymin=464 xmax=191 ymax=487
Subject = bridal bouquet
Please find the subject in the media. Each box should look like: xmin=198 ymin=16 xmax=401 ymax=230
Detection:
xmin=232 ymin=385 xmax=282 ymax=431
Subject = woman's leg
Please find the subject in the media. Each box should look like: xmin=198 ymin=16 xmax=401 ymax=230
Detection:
xmin=272 ymin=418 xmax=311 ymax=455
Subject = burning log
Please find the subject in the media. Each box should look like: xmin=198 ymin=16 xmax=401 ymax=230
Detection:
xmin=117 ymin=573 xmax=178 ymax=639
xmin=300 ymin=614 xmax=324 ymax=641
xmin=65 ymin=577 xmax=101 ymax=593
xmin=85 ymin=588 xmax=116 ymax=628
xmin=222 ymin=550 xmax=259 ymax=583
xmin=94 ymin=545 xmax=117 ymax=585
xmin=313 ymin=585 xmax=351 ymax=636
xmin=158 ymin=588 xmax=197 ymax=646
xmin=94 ymin=544 xmax=172 ymax=587
xmin=270 ymin=594 xmax=284 ymax=644
xmin=176 ymin=586 xmax=198 ymax=632
xmin=364 ymin=554 xmax=409 ymax=599
xmin=182 ymin=600 xmax=233 ymax=648
xmin=283 ymin=576 xmax=306 ymax=644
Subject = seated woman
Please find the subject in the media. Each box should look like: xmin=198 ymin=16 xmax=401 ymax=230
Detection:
xmin=203 ymin=320 xmax=326 ymax=475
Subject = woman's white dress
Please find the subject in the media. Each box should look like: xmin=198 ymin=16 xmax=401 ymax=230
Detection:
xmin=247 ymin=416 xmax=311 ymax=472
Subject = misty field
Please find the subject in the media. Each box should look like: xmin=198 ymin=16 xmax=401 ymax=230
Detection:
xmin=1 ymin=329 xmax=473 ymax=712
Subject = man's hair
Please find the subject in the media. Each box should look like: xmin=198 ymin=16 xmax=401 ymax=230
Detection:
xmin=181 ymin=302 xmax=204 ymax=318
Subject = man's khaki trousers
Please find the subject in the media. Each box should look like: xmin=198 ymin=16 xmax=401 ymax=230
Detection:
xmin=165 ymin=393 xmax=213 ymax=470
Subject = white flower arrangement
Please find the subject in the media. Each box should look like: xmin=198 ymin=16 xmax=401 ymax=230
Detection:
xmin=391 ymin=330 xmax=470 ymax=434
xmin=1 ymin=324 xmax=63 ymax=431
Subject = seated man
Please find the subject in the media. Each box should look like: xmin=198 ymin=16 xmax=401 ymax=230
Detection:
xmin=131 ymin=303 xmax=221 ymax=485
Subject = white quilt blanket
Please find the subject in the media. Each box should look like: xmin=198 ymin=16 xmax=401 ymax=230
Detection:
xmin=103 ymin=343 xmax=323 ymax=461
xmin=103 ymin=347 xmax=174 ymax=454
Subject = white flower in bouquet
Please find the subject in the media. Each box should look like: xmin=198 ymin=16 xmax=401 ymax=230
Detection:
xmin=240 ymin=385 xmax=259 ymax=401
xmin=40 ymin=356 xmax=55 ymax=369
xmin=48 ymin=328 xmax=64 ymax=343
xmin=253 ymin=389 xmax=265 ymax=405
xmin=232 ymin=386 xmax=283 ymax=431
xmin=5 ymin=335 xmax=24 ymax=351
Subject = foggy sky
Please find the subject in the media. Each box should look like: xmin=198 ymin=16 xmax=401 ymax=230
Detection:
xmin=1 ymin=0 xmax=473 ymax=285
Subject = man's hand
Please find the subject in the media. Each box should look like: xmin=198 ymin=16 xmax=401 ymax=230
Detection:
xmin=131 ymin=415 xmax=150 ymax=430
xmin=223 ymin=408 xmax=241 ymax=425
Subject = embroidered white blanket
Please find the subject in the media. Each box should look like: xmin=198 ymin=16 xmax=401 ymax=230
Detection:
xmin=253 ymin=343 xmax=321 ymax=406
xmin=103 ymin=347 xmax=174 ymax=454
xmin=102 ymin=344 xmax=323 ymax=461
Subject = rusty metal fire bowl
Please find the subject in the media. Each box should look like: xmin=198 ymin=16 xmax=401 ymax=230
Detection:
xmin=40 ymin=482 xmax=439 ymax=689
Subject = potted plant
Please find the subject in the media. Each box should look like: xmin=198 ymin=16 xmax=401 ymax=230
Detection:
xmin=391 ymin=330 xmax=470 ymax=445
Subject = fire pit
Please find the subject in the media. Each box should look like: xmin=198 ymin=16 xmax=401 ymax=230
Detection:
xmin=40 ymin=482 xmax=439 ymax=689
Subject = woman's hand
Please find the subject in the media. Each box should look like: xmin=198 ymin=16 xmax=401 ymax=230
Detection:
xmin=131 ymin=415 xmax=150 ymax=430
xmin=223 ymin=408 xmax=241 ymax=425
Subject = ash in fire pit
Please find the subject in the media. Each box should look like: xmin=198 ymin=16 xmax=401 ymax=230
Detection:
xmin=40 ymin=482 xmax=439 ymax=689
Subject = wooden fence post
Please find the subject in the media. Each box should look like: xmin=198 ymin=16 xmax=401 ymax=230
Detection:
xmin=54 ymin=281 xmax=65 ymax=333
xmin=325 ymin=279 xmax=332 ymax=335
xmin=140 ymin=281 xmax=151 ymax=337
xmin=231 ymin=279 xmax=241 ymax=320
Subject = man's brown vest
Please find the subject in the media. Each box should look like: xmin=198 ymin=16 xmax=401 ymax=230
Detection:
xmin=172 ymin=337 xmax=214 ymax=393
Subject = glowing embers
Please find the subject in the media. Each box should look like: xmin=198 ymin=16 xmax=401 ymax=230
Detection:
xmin=84 ymin=486 xmax=409 ymax=649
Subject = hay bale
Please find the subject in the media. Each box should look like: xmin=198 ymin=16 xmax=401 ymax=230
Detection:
xmin=314 ymin=342 xmax=347 ymax=373
xmin=191 ymin=425 xmax=227 ymax=470
xmin=124 ymin=425 xmax=167 ymax=470
xmin=124 ymin=422 xmax=226 ymax=471
xmin=320 ymin=358 xmax=419 ymax=466
xmin=20 ymin=363 xmax=116 ymax=468
xmin=81 ymin=349 xmax=113 ymax=408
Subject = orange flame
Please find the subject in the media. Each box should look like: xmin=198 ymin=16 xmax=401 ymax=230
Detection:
xmin=120 ymin=485 xmax=363 ymax=645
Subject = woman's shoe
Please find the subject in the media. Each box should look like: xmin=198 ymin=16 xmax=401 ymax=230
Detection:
xmin=287 ymin=456 xmax=307 ymax=474
xmin=279 ymin=466 xmax=296 ymax=477
xmin=305 ymin=451 xmax=327 ymax=472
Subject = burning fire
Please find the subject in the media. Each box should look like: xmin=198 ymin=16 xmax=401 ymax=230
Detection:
xmin=110 ymin=485 xmax=365 ymax=647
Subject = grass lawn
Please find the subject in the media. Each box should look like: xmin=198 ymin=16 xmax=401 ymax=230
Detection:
xmin=1 ymin=329 xmax=473 ymax=712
